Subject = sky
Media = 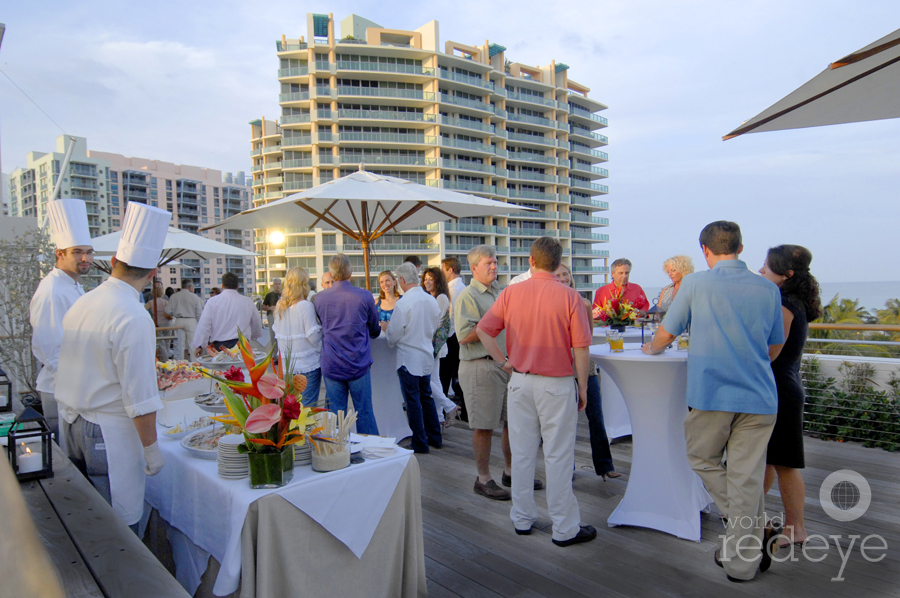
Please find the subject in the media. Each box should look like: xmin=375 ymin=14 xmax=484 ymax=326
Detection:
xmin=2 ymin=0 xmax=900 ymax=287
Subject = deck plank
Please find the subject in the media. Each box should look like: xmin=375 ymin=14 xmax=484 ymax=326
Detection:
xmin=420 ymin=414 xmax=900 ymax=597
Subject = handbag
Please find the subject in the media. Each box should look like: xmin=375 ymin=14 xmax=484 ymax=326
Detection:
xmin=432 ymin=310 xmax=451 ymax=357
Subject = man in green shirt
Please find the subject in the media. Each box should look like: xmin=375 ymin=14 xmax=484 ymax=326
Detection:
xmin=454 ymin=245 xmax=513 ymax=500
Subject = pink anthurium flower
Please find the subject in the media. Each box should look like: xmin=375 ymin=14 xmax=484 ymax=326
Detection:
xmin=244 ymin=403 xmax=282 ymax=434
xmin=257 ymin=373 xmax=286 ymax=400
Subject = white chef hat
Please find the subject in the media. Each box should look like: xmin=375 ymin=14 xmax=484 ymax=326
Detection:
xmin=115 ymin=203 xmax=172 ymax=268
xmin=46 ymin=199 xmax=92 ymax=249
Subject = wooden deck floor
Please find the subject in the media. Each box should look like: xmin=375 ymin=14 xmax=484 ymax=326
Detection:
xmin=417 ymin=413 xmax=900 ymax=597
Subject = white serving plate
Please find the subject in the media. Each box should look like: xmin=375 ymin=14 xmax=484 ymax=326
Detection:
xmin=181 ymin=425 xmax=226 ymax=460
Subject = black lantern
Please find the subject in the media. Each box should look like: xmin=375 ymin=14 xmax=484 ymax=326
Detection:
xmin=0 ymin=367 xmax=11 ymax=412
xmin=640 ymin=299 xmax=665 ymax=343
xmin=7 ymin=406 xmax=53 ymax=481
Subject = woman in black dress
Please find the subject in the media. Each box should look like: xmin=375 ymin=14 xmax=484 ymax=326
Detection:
xmin=759 ymin=245 xmax=822 ymax=547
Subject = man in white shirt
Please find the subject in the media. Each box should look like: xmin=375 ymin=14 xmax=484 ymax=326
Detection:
xmin=440 ymin=257 xmax=467 ymax=406
xmin=386 ymin=262 xmax=442 ymax=454
xmin=30 ymin=199 xmax=94 ymax=442
xmin=192 ymin=272 xmax=263 ymax=355
xmin=56 ymin=202 xmax=170 ymax=532
xmin=164 ymin=280 xmax=204 ymax=359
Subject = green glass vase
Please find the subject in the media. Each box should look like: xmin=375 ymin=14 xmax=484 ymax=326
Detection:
xmin=247 ymin=447 xmax=294 ymax=489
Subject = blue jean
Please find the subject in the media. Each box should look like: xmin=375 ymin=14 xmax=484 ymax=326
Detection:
xmin=585 ymin=374 xmax=615 ymax=475
xmin=397 ymin=366 xmax=442 ymax=453
xmin=299 ymin=367 xmax=322 ymax=408
xmin=324 ymin=369 xmax=379 ymax=435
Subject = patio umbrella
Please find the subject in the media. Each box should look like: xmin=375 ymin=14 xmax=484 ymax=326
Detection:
xmin=724 ymin=27 xmax=900 ymax=140
xmin=91 ymin=226 xmax=257 ymax=321
xmin=202 ymin=167 xmax=535 ymax=290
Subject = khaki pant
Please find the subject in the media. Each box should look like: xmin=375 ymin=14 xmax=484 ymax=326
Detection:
xmin=685 ymin=409 xmax=776 ymax=580
xmin=172 ymin=317 xmax=198 ymax=358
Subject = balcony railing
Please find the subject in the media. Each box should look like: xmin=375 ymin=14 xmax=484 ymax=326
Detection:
xmin=276 ymin=42 xmax=308 ymax=51
xmin=568 ymin=105 xmax=609 ymax=126
xmin=438 ymin=138 xmax=495 ymax=153
xmin=279 ymin=91 xmax=310 ymax=102
xmin=278 ymin=67 xmax=309 ymax=78
xmin=339 ymin=132 xmax=435 ymax=144
xmin=507 ymin=113 xmax=556 ymax=128
xmin=344 ymin=243 xmax=439 ymax=252
xmin=337 ymin=155 xmax=436 ymax=167
xmin=570 ymin=180 xmax=609 ymax=193
xmin=438 ymin=93 xmax=494 ymax=112
xmin=282 ymin=136 xmax=312 ymax=146
xmin=570 ymin=128 xmax=609 ymax=144
xmin=282 ymin=159 xmax=313 ymax=168
xmin=336 ymin=61 xmax=434 ymax=76
xmin=570 ymin=230 xmax=609 ymax=241
xmin=507 ymin=171 xmax=557 ymax=183
xmin=438 ymin=116 xmax=495 ymax=134
xmin=438 ymin=70 xmax=494 ymax=90
xmin=438 ymin=159 xmax=495 ymax=174
xmin=441 ymin=223 xmax=501 ymax=234
xmin=506 ymin=152 xmax=564 ymax=166
xmin=506 ymin=91 xmax=557 ymax=107
xmin=507 ymin=228 xmax=562 ymax=238
xmin=338 ymin=109 xmax=435 ymax=123
xmin=336 ymin=86 xmax=433 ymax=101
xmin=570 ymin=196 xmax=609 ymax=210
xmin=508 ymin=210 xmax=562 ymax=220
xmin=571 ymin=247 xmax=610 ymax=256
xmin=508 ymin=190 xmax=558 ymax=202
xmin=570 ymin=145 xmax=609 ymax=161
xmin=507 ymin=132 xmax=557 ymax=147
xmin=426 ymin=180 xmax=496 ymax=195
xmin=569 ymin=214 xmax=609 ymax=226
xmin=281 ymin=114 xmax=311 ymax=124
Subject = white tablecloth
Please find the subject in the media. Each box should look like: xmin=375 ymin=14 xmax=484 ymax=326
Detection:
xmin=589 ymin=346 xmax=713 ymax=541
xmin=592 ymin=327 xmax=650 ymax=439
xmin=145 ymin=430 xmax=412 ymax=595
xmin=370 ymin=335 xmax=413 ymax=440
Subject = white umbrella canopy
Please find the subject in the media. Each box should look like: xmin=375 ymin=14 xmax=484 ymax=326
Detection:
xmin=724 ymin=27 xmax=900 ymax=140
xmin=202 ymin=168 xmax=535 ymax=290
xmin=91 ymin=226 xmax=257 ymax=272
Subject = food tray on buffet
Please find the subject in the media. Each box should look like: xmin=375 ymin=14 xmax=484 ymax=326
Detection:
xmin=194 ymin=392 xmax=229 ymax=414
xmin=197 ymin=345 xmax=268 ymax=370
xmin=181 ymin=425 xmax=229 ymax=460
xmin=162 ymin=416 xmax=217 ymax=440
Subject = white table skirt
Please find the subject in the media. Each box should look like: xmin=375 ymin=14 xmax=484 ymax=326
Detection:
xmin=145 ymin=430 xmax=412 ymax=595
xmin=592 ymin=327 xmax=650 ymax=439
xmin=370 ymin=335 xmax=413 ymax=440
xmin=590 ymin=346 xmax=713 ymax=541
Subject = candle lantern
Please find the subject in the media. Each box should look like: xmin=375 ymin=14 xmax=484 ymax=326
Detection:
xmin=0 ymin=367 xmax=11 ymax=412
xmin=7 ymin=406 xmax=53 ymax=481
xmin=640 ymin=299 xmax=665 ymax=343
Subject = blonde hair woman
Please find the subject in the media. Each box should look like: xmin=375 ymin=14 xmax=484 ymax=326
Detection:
xmin=376 ymin=270 xmax=400 ymax=325
xmin=272 ymin=267 xmax=322 ymax=406
xmin=658 ymin=255 xmax=694 ymax=312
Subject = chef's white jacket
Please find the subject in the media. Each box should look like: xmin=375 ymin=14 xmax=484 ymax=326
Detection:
xmin=29 ymin=268 xmax=84 ymax=393
xmin=56 ymin=276 xmax=163 ymax=525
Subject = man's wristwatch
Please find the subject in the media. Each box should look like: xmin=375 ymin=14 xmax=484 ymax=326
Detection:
xmin=499 ymin=359 xmax=508 ymax=369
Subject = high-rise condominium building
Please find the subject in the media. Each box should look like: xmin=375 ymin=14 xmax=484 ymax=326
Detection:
xmin=7 ymin=136 xmax=254 ymax=293
xmin=250 ymin=13 xmax=610 ymax=295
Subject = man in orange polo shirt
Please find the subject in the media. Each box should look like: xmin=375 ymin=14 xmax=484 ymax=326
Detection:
xmin=592 ymin=258 xmax=650 ymax=319
xmin=476 ymin=237 xmax=596 ymax=547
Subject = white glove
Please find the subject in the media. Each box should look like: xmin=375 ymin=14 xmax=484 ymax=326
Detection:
xmin=143 ymin=442 xmax=165 ymax=476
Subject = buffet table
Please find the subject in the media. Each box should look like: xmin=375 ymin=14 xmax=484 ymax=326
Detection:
xmin=144 ymin=432 xmax=425 ymax=597
xmin=589 ymin=346 xmax=712 ymax=541
xmin=592 ymin=327 xmax=649 ymax=439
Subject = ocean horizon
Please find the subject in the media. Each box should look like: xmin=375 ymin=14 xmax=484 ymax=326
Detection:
xmin=640 ymin=280 xmax=900 ymax=314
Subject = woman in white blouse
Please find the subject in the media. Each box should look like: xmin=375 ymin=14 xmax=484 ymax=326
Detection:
xmin=273 ymin=267 xmax=323 ymax=407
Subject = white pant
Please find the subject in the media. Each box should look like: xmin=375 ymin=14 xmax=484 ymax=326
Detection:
xmin=172 ymin=317 xmax=198 ymax=356
xmin=507 ymin=372 xmax=581 ymax=541
xmin=431 ymin=356 xmax=456 ymax=422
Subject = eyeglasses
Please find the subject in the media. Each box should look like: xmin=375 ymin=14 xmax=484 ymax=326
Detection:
xmin=67 ymin=250 xmax=95 ymax=257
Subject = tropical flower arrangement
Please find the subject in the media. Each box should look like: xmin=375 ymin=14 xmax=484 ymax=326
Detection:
xmin=195 ymin=329 xmax=318 ymax=455
xmin=594 ymin=292 xmax=639 ymax=328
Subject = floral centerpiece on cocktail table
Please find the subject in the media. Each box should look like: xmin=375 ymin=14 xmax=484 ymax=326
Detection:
xmin=195 ymin=329 xmax=318 ymax=488
xmin=594 ymin=292 xmax=639 ymax=332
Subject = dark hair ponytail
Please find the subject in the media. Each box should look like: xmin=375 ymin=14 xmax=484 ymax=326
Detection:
xmin=765 ymin=245 xmax=823 ymax=321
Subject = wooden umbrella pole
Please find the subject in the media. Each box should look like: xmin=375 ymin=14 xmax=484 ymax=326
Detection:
xmin=361 ymin=237 xmax=371 ymax=292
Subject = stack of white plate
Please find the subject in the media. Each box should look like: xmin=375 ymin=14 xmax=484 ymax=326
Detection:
xmin=217 ymin=434 xmax=249 ymax=479
xmin=294 ymin=441 xmax=312 ymax=466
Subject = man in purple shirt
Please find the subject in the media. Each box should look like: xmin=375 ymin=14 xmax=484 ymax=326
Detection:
xmin=314 ymin=254 xmax=381 ymax=434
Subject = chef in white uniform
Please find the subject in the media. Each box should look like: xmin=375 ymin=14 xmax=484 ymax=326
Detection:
xmin=30 ymin=199 xmax=94 ymax=446
xmin=55 ymin=202 xmax=171 ymax=533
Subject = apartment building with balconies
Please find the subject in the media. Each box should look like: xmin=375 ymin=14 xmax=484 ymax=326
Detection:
xmin=250 ymin=13 xmax=610 ymax=296
xmin=8 ymin=136 xmax=254 ymax=293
